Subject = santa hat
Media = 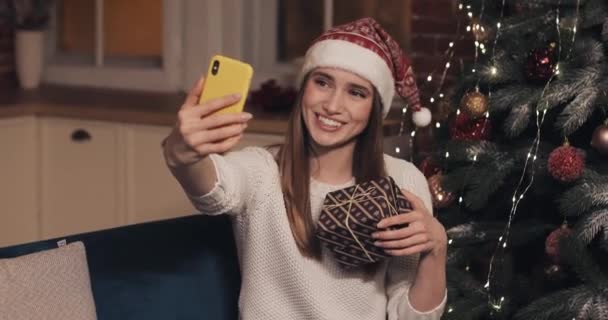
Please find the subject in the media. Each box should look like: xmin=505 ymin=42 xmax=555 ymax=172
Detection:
xmin=299 ymin=17 xmax=431 ymax=127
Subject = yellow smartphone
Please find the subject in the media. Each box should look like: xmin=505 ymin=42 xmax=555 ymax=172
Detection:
xmin=198 ymin=54 xmax=254 ymax=115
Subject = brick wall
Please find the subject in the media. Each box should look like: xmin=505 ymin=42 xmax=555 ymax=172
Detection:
xmin=410 ymin=0 xmax=474 ymax=101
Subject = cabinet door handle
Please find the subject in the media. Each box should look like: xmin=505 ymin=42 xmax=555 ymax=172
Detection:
xmin=71 ymin=129 xmax=92 ymax=142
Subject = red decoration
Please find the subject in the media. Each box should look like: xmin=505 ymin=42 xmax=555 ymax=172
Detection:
xmin=428 ymin=174 xmax=455 ymax=209
xmin=525 ymin=43 xmax=558 ymax=84
xmin=547 ymin=143 xmax=585 ymax=183
xmin=249 ymin=79 xmax=297 ymax=113
xmin=418 ymin=157 xmax=441 ymax=178
xmin=545 ymin=223 xmax=572 ymax=264
xmin=449 ymin=112 xmax=492 ymax=141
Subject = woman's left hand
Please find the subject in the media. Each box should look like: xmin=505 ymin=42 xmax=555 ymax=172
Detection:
xmin=372 ymin=188 xmax=447 ymax=258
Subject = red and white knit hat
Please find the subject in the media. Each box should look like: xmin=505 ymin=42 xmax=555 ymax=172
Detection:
xmin=299 ymin=17 xmax=431 ymax=126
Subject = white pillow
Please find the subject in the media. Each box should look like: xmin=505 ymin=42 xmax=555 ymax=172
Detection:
xmin=0 ymin=241 xmax=97 ymax=320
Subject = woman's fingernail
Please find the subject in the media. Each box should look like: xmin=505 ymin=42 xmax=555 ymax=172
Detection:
xmin=242 ymin=112 xmax=253 ymax=120
xmin=233 ymin=93 xmax=242 ymax=99
xmin=374 ymin=241 xmax=381 ymax=247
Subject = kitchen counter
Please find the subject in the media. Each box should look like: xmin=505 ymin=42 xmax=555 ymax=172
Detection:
xmin=0 ymin=85 xmax=403 ymax=135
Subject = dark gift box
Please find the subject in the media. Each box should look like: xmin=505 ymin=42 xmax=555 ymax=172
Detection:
xmin=315 ymin=176 xmax=412 ymax=268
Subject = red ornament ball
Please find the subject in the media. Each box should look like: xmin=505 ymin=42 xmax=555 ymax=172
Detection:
xmin=428 ymin=174 xmax=455 ymax=209
xmin=449 ymin=112 xmax=492 ymax=141
xmin=545 ymin=224 xmax=572 ymax=264
xmin=525 ymin=44 xmax=558 ymax=84
xmin=547 ymin=145 xmax=585 ymax=183
xmin=418 ymin=157 xmax=441 ymax=178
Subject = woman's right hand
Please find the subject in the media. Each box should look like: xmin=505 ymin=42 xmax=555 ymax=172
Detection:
xmin=163 ymin=76 xmax=253 ymax=168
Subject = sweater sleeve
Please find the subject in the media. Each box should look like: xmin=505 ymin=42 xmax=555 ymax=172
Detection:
xmin=385 ymin=158 xmax=447 ymax=320
xmin=186 ymin=147 xmax=270 ymax=216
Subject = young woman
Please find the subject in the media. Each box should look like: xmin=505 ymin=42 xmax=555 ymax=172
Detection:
xmin=163 ymin=18 xmax=447 ymax=320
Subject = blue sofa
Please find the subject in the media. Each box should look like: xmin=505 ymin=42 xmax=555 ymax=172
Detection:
xmin=0 ymin=215 xmax=241 ymax=320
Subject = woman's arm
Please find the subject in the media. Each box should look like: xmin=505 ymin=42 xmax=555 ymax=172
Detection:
xmin=378 ymin=165 xmax=447 ymax=319
xmin=163 ymin=76 xmax=253 ymax=212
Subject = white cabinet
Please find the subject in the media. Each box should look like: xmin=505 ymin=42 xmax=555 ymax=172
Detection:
xmin=0 ymin=116 xmax=284 ymax=247
xmin=0 ymin=117 xmax=39 ymax=247
xmin=39 ymin=118 xmax=125 ymax=239
xmin=124 ymin=124 xmax=195 ymax=224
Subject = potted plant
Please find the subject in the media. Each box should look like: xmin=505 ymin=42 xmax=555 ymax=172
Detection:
xmin=12 ymin=0 xmax=54 ymax=89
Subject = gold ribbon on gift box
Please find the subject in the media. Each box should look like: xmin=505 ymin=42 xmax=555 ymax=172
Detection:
xmin=323 ymin=180 xmax=401 ymax=262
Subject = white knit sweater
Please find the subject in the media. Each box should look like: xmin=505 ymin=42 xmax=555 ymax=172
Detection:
xmin=188 ymin=147 xmax=447 ymax=320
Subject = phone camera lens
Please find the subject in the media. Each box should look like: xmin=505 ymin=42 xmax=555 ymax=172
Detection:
xmin=212 ymin=60 xmax=220 ymax=75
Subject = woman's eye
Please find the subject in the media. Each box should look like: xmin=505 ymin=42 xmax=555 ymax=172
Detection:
xmin=350 ymin=90 xmax=366 ymax=98
xmin=315 ymin=79 xmax=329 ymax=87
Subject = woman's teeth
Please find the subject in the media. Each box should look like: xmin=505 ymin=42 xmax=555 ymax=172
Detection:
xmin=318 ymin=114 xmax=343 ymax=128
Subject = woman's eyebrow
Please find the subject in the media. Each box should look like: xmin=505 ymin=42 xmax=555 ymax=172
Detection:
xmin=311 ymin=71 xmax=334 ymax=81
xmin=349 ymin=83 xmax=372 ymax=94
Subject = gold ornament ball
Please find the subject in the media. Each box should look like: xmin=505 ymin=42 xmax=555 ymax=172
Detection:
xmin=461 ymin=91 xmax=489 ymax=119
xmin=428 ymin=174 xmax=455 ymax=209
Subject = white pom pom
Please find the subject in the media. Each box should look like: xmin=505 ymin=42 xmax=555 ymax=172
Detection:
xmin=412 ymin=107 xmax=432 ymax=127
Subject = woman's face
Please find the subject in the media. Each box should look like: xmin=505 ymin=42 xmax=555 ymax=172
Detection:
xmin=301 ymin=67 xmax=375 ymax=151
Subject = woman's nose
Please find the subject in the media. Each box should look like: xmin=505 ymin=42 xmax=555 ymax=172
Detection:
xmin=322 ymin=92 xmax=344 ymax=114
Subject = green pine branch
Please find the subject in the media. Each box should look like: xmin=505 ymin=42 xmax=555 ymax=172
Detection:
xmin=558 ymin=170 xmax=608 ymax=216
xmin=559 ymin=235 xmax=608 ymax=293
xmin=573 ymin=209 xmax=608 ymax=245
xmin=514 ymin=285 xmax=592 ymax=320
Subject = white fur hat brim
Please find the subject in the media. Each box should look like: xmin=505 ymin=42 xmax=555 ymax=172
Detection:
xmin=298 ymin=39 xmax=395 ymax=118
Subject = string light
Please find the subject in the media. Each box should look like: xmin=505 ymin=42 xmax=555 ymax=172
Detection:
xmin=484 ymin=1 xmax=582 ymax=312
xmin=436 ymin=122 xmax=441 ymax=129
xmin=396 ymin=8 xmax=466 ymax=142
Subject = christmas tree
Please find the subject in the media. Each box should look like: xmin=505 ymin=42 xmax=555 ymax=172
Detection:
xmin=413 ymin=1 xmax=608 ymax=319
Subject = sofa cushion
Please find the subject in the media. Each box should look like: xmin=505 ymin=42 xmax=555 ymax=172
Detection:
xmin=0 ymin=215 xmax=241 ymax=320
xmin=0 ymin=241 xmax=97 ymax=320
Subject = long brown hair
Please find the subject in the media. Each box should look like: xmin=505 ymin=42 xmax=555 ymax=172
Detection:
xmin=275 ymin=72 xmax=387 ymax=259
